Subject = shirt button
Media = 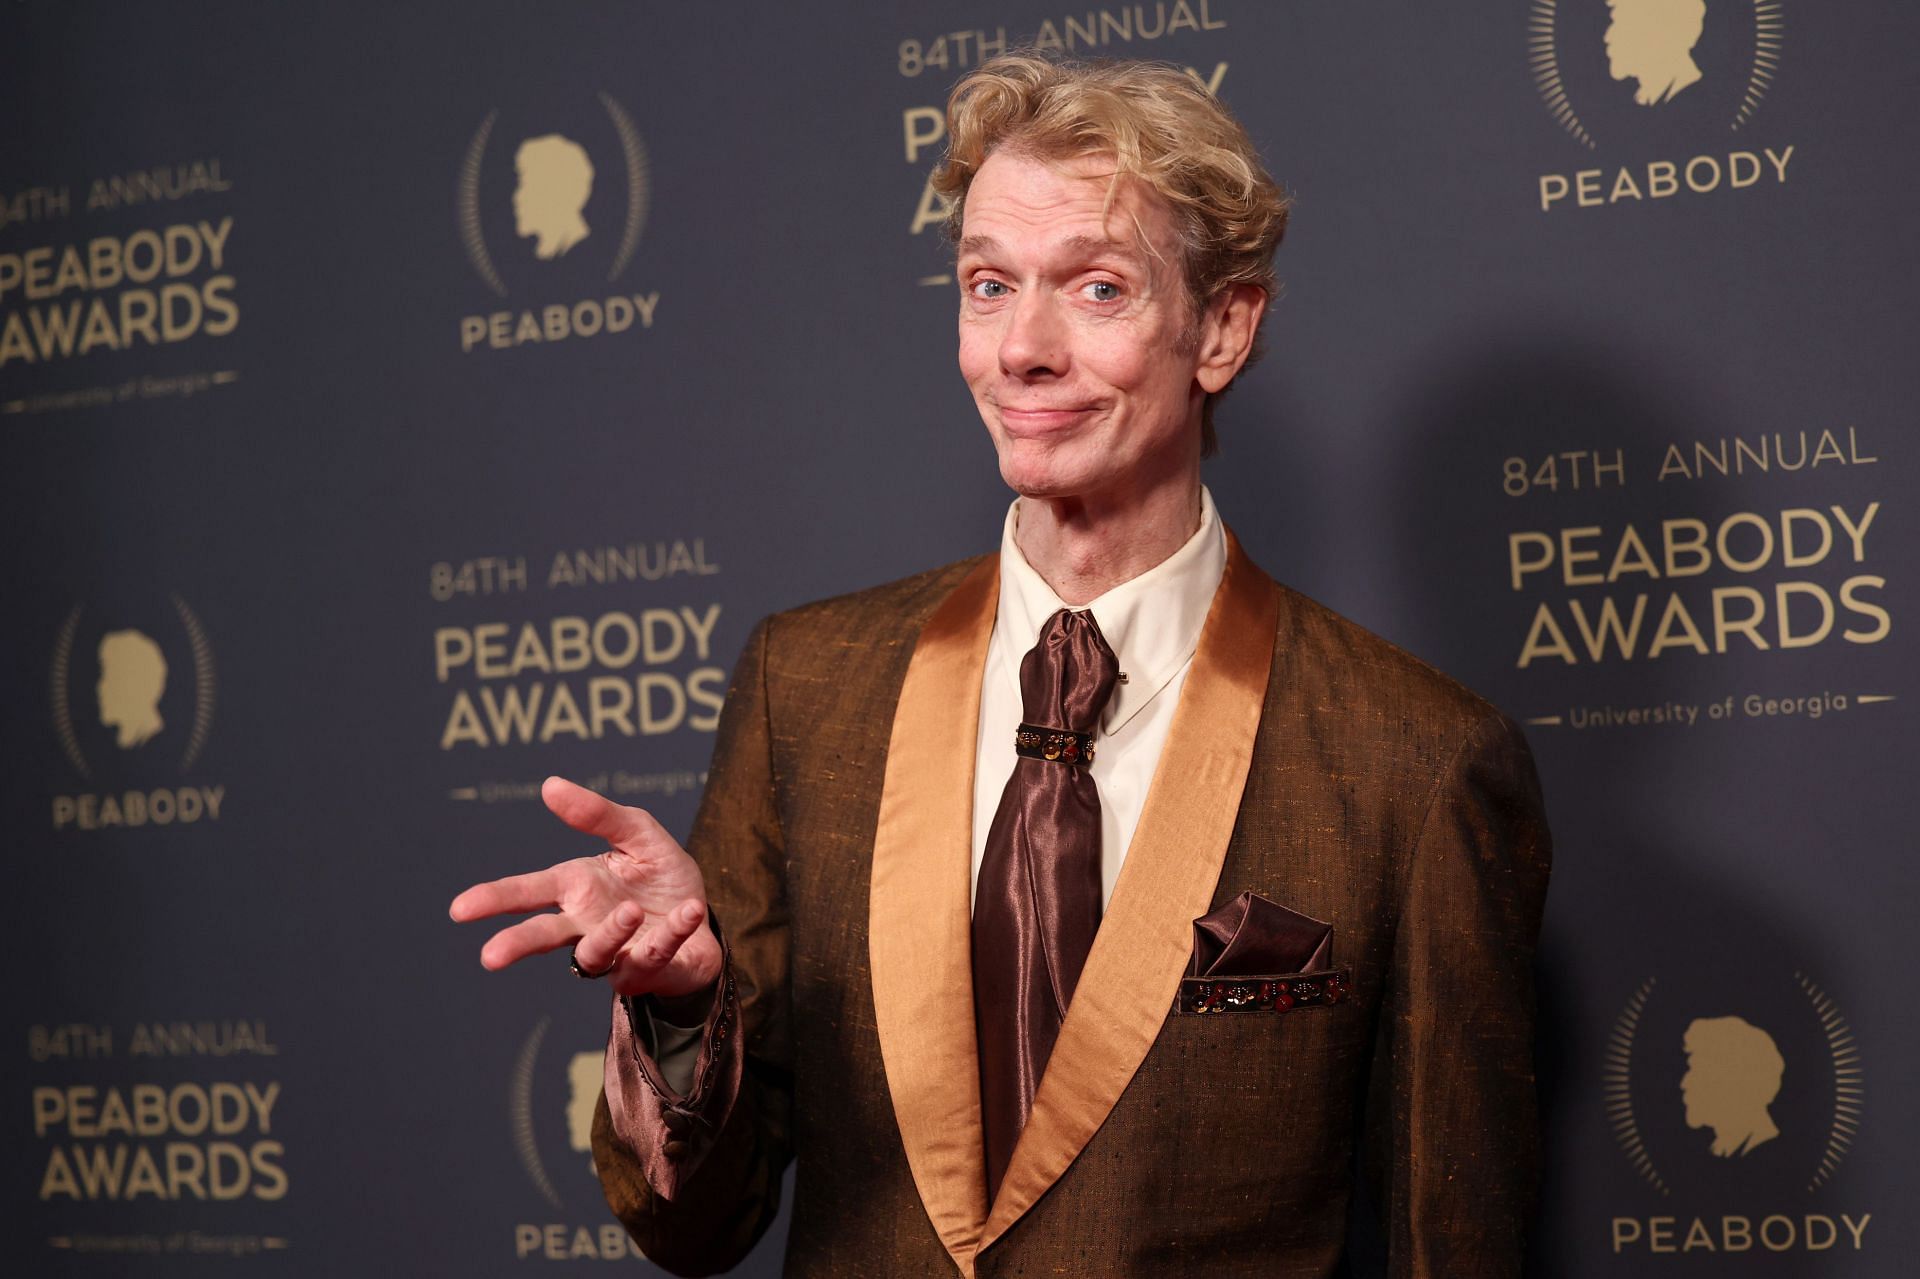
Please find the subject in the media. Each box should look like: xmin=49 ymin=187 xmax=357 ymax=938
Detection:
xmin=663 ymin=1139 xmax=688 ymax=1158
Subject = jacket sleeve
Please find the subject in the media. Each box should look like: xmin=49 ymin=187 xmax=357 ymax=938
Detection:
xmin=592 ymin=616 xmax=794 ymax=1277
xmin=1365 ymin=711 xmax=1553 ymax=1279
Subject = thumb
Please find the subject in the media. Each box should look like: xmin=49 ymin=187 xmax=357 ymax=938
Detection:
xmin=542 ymin=775 xmax=656 ymax=847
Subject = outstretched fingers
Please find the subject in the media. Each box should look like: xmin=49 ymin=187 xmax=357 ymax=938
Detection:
xmin=479 ymin=912 xmax=582 ymax=971
xmin=449 ymin=867 xmax=564 ymax=923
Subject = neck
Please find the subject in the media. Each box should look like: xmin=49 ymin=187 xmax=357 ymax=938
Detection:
xmin=1014 ymin=467 xmax=1203 ymax=606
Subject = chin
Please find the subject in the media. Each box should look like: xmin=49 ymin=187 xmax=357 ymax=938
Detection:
xmin=990 ymin=415 xmax=1097 ymax=474
xmin=996 ymin=452 xmax=1099 ymax=501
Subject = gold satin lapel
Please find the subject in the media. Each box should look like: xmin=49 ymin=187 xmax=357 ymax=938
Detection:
xmin=980 ymin=531 xmax=1280 ymax=1249
xmin=868 ymin=557 xmax=998 ymax=1275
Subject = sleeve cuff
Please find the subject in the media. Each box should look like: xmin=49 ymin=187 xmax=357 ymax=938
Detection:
xmin=601 ymin=915 xmax=742 ymax=1201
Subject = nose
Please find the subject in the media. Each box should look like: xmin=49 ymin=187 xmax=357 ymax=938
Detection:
xmin=998 ymin=290 xmax=1069 ymax=380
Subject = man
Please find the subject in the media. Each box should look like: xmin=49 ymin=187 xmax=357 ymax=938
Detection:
xmin=452 ymin=53 xmax=1550 ymax=1277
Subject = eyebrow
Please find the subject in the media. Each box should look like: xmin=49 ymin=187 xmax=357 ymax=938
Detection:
xmin=956 ymin=233 xmax=1148 ymax=264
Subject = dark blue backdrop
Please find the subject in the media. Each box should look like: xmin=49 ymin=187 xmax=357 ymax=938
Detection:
xmin=4 ymin=2 xmax=1910 ymax=1273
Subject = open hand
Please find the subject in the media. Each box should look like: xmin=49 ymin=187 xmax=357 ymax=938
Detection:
xmin=448 ymin=776 xmax=722 ymax=999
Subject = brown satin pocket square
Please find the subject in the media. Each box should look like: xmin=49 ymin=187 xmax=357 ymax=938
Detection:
xmin=1175 ymin=890 xmax=1350 ymax=1015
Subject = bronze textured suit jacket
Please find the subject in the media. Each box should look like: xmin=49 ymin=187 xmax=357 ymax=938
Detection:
xmin=592 ymin=533 xmax=1552 ymax=1278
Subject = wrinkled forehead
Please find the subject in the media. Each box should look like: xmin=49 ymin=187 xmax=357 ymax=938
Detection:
xmin=960 ymin=150 xmax=1183 ymax=271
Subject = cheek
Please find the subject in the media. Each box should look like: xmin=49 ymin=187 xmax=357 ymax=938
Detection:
xmin=956 ymin=322 xmax=997 ymax=385
xmin=1080 ymin=326 xmax=1188 ymax=403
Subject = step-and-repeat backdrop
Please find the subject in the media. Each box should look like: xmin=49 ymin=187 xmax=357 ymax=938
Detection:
xmin=4 ymin=2 xmax=1911 ymax=1274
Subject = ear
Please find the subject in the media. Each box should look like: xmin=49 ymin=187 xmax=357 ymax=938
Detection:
xmin=1193 ymin=284 xmax=1268 ymax=395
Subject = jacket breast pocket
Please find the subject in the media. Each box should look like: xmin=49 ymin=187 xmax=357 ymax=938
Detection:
xmin=1172 ymin=967 xmax=1352 ymax=1015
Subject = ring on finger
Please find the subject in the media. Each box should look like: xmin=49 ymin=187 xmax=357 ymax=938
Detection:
xmin=570 ymin=947 xmax=617 ymax=980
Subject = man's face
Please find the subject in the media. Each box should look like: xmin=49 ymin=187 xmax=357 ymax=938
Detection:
xmin=1679 ymin=1049 xmax=1706 ymax=1125
xmin=956 ymin=150 xmax=1211 ymax=504
xmin=1604 ymin=0 xmax=1675 ymax=77
xmin=512 ymin=161 xmax=531 ymax=234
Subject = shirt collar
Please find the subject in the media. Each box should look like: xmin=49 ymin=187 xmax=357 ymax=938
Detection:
xmin=995 ymin=486 xmax=1227 ymax=735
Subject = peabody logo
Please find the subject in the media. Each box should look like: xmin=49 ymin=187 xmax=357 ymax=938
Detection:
xmin=455 ymin=92 xmax=660 ymax=354
xmin=1528 ymin=0 xmax=1795 ymax=212
xmin=1605 ymin=969 xmax=1872 ymax=1258
xmin=507 ymin=1016 xmax=646 ymax=1262
xmin=49 ymin=594 xmax=227 ymax=833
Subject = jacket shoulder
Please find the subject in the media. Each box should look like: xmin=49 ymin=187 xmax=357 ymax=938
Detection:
xmin=757 ymin=554 xmax=990 ymax=666
xmin=1270 ymin=578 xmax=1513 ymax=742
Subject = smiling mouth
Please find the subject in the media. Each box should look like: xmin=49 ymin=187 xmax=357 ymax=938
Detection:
xmin=998 ymin=405 xmax=1096 ymax=431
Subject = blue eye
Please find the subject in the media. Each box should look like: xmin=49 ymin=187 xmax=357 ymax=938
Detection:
xmin=972 ymin=279 xmax=1008 ymax=299
xmin=1088 ymin=281 xmax=1120 ymax=302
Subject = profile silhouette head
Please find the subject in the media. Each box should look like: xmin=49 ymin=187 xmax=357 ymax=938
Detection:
xmin=96 ymin=629 xmax=167 ymax=749
xmin=1605 ymin=0 xmax=1707 ymax=106
xmin=512 ymin=134 xmax=594 ymax=259
xmin=1680 ymin=1015 xmax=1784 ymax=1157
xmin=565 ymin=1051 xmax=603 ymax=1170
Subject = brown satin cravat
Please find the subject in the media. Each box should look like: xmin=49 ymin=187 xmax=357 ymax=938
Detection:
xmin=972 ymin=607 xmax=1119 ymax=1202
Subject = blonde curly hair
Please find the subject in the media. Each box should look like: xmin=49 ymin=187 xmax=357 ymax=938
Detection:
xmin=932 ymin=52 xmax=1290 ymax=453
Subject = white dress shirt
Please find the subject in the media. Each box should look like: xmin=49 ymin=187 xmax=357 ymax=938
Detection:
xmin=970 ymin=487 xmax=1227 ymax=910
